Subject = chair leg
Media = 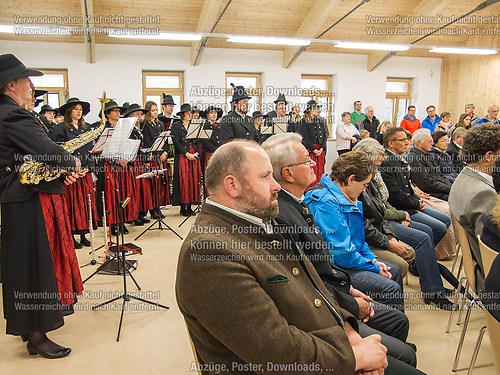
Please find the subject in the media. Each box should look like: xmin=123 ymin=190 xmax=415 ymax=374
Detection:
xmin=453 ymin=299 xmax=475 ymax=371
xmin=466 ymin=326 xmax=487 ymax=375
xmin=447 ymin=276 xmax=467 ymax=333
xmin=451 ymin=243 xmax=461 ymax=275
xmin=456 ymin=257 xmax=463 ymax=281
xmin=457 ymin=280 xmax=470 ymax=325
xmin=405 ymin=275 xmax=409 ymax=286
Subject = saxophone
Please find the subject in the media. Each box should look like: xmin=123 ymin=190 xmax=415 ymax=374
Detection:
xmin=18 ymin=122 xmax=105 ymax=185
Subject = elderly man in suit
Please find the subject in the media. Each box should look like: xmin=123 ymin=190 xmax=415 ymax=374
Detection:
xmin=262 ymin=133 xmax=419 ymax=367
xmin=176 ymin=140 xmax=424 ymax=374
xmin=449 ymin=124 xmax=500 ymax=292
xmin=447 ymin=127 xmax=467 ymax=174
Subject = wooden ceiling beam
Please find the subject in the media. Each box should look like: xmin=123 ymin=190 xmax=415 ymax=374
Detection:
xmin=81 ymin=0 xmax=96 ymax=63
xmin=283 ymin=0 xmax=341 ymax=69
xmin=367 ymin=0 xmax=452 ymax=71
xmin=191 ymin=0 xmax=224 ymax=66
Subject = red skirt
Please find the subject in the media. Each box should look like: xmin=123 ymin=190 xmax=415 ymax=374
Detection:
xmin=308 ymin=143 xmax=326 ymax=188
xmin=178 ymin=144 xmax=202 ymax=204
xmin=64 ymin=172 xmax=98 ymax=232
xmin=132 ymin=159 xmax=154 ymax=212
xmin=149 ymin=159 xmax=171 ymax=207
xmin=103 ymin=162 xmax=139 ymax=224
xmin=39 ymin=193 xmax=84 ymax=306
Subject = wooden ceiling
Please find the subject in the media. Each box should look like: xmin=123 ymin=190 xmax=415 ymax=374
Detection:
xmin=1 ymin=0 xmax=498 ymax=68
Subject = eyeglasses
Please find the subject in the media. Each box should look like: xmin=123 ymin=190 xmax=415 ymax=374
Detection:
xmin=391 ymin=138 xmax=410 ymax=143
xmin=286 ymin=158 xmax=314 ymax=167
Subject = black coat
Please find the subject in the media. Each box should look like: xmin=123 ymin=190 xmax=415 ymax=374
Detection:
xmin=0 ymin=94 xmax=76 ymax=203
xmin=380 ymin=150 xmax=420 ymax=211
xmin=406 ymin=148 xmax=452 ymax=201
xmin=361 ymin=116 xmax=380 ymax=139
xmin=275 ymin=190 xmax=359 ymax=318
xmin=141 ymin=118 xmax=167 ymax=155
xmin=299 ymin=117 xmax=327 ymax=152
xmin=201 ymin=120 xmax=219 ymax=154
xmin=359 ymin=182 xmax=395 ymax=250
xmin=217 ymin=111 xmax=261 ymax=145
xmin=446 ymin=141 xmax=465 ymax=174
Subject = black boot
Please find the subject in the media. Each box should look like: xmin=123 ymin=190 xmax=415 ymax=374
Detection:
xmin=180 ymin=205 xmax=190 ymax=217
xmin=187 ymin=204 xmax=196 ymax=217
xmin=139 ymin=212 xmax=150 ymax=223
xmin=120 ymin=223 xmax=129 ymax=234
xmin=80 ymin=235 xmax=91 ymax=247
xmin=73 ymin=236 xmax=83 ymax=249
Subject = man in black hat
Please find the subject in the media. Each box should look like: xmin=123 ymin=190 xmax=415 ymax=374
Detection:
xmin=0 ymin=54 xmax=82 ymax=358
xmin=40 ymin=104 xmax=56 ymax=126
xmin=252 ymin=110 xmax=269 ymax=143
xmin=266 ymin=93 xmax=297 ymax=133
xmin=216 ymin=85 xmax=261 ymax=145
xmin=158 ymin=93 xmax=178 ymax=131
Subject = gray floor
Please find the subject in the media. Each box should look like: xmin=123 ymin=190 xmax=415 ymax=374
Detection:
xmin=0 ymin=207 xmax=494 ymax=374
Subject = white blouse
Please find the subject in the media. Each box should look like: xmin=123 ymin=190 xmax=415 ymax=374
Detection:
xmin=336 ymin=122 xmax=360 ymax=151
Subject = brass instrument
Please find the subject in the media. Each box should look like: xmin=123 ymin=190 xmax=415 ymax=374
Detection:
xmin=18 ymin=122 xmax=105 ymax=185
xmin=18 ymin=91 xmax=110 ymax=185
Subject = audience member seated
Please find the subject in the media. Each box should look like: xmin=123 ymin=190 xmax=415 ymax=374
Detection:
xmin=400 ymin=105 xmax=421 ymax=135
xmin=449 ymin=124 xmax=500 ymax=292
xmin=421 ymin=105 xmax=441 ymax=133
xmin=430 ymin=131 xmax=458 ymax=183
xmin=355 ymin=139 xmax=456 ymax=310
xmin=447 ymin=126 xmax=467 ymax=175
xmin=475 ymin=104 xmax=499 ymax=125
xmin=480 ymin=159 xmax=500 ymax=253
xmin=482 ymin=253 xmax=500 ymax=323
xmin=436 ymin=112 xmax=452 ymax=133
xmin=176 ymin=140 xmax=424 ymax=375
xmin=381 ymin=127 xmax=451 ymax=251
xmin=304 ymin=151 xmax=404 ymax=311
xmin=375 ymin=120 xmax=393 ymax=145
xmin=263 ymin=133 xmax=418 ymax=366
xmin=406 ymin=129 xmax=452 ymax=201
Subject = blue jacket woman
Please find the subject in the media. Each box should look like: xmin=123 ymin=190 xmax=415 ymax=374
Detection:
xmin=305 ymin=173 xmax=379 ymax=273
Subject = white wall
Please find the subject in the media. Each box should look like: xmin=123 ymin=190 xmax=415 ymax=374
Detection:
xmin=1 ymin=40 xmax=441 ymax=166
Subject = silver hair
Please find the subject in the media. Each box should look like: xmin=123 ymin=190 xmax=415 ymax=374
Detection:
xmin=261 ymin=133 xmax=303 ymax=183
xmin=412 ymin=128 xmax=431 ymax=146
xmin=353 ymin=138 xmax=386 ymax=158
xmin=452 ymin=127 xmax=467 ymax=140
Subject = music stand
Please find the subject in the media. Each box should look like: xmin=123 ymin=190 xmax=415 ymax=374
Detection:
xmin=90 ymin=118 xmax=168 ymax=341
xmin=134 ymin=168 xmax=183 ymax=241
xmin=261 ymin=116 xmax=287 ymax=136
xmin=178 ymin=120 xmax=208 ymax=227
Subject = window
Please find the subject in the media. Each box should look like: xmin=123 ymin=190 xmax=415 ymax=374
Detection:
xmin=385 ymin=78 xmax=412 ymax=127
xmin=29 ymin=69 xmax=69 ymax=112
xmin=225 ymin=72 xmax=262 ymax=114
xmin=142 ymin=71 xmax=184 ymax=115
xmin=300 ymin=74 xmax=334 ymax=137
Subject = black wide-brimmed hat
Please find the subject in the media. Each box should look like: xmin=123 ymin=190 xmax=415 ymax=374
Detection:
xmin=161 ymin=93 xmax=176 ymax=105
xmin=202 ymin=105 xmax=223 ymax=120
xmin=252 ymin=111 xmax=268 ymax=119
xmin=40 ymin=104 xmax=55 ymax=114
xmin=274 ymin=93 xmax=288 ymax=105
xmin=306 ymin=99 xmax=322 ymax=110
xmin=230 ymin=84 xmax=252 ymax=103
xmin=123 ymin=102 xmax=147 ymax=117
xmin=58 ymin=97 xmax=91 ymax=116
xmin=176 ymin=103 xmax=193 ymax=116
xmin=98 ymin=100 xmax=125 ymax=118
xmin=0 ymin=54 xmax=43 ymax=88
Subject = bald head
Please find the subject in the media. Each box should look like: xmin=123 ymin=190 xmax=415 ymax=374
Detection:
xmin=205 ymin=140 xmax=261 ymax=196
xmin=488 ymin=104 xmax=499 ymax=118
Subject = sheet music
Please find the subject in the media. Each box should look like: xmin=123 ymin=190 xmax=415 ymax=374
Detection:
xmin=260 ymin=125 xmax=274 ymax=135
xmin=147 ymin=131 xmax=170 ymax=153
xmin=186 ymin=119 xmax=204 ymax=139
xmin=91 ymin=128 xmax=113 ymax=154
xmin=102 ymin=118 xmax=138 ymax=161
xmin=273 ymin=116 xmax=288 ymax=134
xmin=199 ymin=128 xmax=212 ymax=139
